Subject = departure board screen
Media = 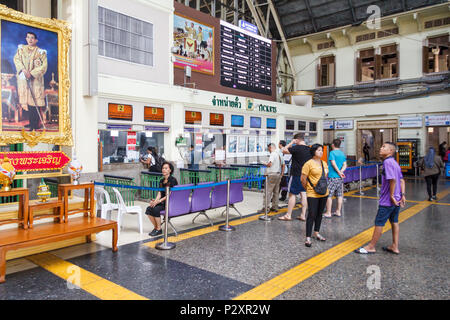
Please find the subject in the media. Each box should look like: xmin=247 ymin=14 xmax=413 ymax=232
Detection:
xmin=220 ymin=20 xmax=272 ymax=96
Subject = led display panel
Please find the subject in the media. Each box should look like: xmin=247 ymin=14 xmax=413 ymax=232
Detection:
xmin=231 ymin=115 xmax=244 ymax=127
xmin=250 ymin=116 xmax=261 ymax=128
xmin=220 ymin=20 xmax=272 ymax=95
xmin=266 ymin=118 xmax=276 ymax=129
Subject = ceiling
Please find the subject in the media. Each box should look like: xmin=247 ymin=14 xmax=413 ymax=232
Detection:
xmin=194 ymin=0 xmax=448 ymax=40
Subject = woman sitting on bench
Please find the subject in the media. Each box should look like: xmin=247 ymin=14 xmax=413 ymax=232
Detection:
xmin=145 ymin=162 xmax=178 ymax=237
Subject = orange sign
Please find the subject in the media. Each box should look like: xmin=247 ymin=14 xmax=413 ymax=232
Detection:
xmin=210 ymin=113 xmax=224 ymax=126
xmin=144 ymin=107 xmax=165 ymax=123
xmin=1 ymin=151 xmax=71 ymax=172
xmin=185 ymin=111 xmax=202 ymax=124
xmin=108 ymin=103 xmax=133 ymax=121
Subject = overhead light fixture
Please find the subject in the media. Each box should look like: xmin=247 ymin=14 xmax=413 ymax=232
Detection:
xmin=428 ymin=127 xmax=434 ymax=133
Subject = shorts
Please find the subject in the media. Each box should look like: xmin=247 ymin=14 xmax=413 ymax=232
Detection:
xmin=287 ymin=176 xmax=305 ymax=195
xmin=374 ymin=205 xmax=400 ymax=227
xmin=327 ymin=177 xmax=343 ymax=198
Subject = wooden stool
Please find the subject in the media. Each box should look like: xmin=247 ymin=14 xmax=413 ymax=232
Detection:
xmin=0 ymin=188 xmax=29 ymax=229
xmin=58 ymin=183 xmax=95 ymax=222
xmin=28 ymin=200 xmax=63 ymax=228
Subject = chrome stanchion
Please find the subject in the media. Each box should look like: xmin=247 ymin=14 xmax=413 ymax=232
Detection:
xmin=259 ymin=175 xmax=273 ymax=221
xmin=156 ymin=186 xmax=176 ymax=250
xmin=219 ymin=179 xmax=235 ymax=232
xmin=358 ymin=165 xmax=364 ymax=195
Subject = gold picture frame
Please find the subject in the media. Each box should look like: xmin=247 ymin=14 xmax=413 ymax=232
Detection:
xmin=0 ymin=4 xmax=73 ymax=147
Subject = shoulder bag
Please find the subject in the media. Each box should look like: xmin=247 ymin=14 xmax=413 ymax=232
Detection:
xmin=307 ymin=161 xmax=328 ymax=195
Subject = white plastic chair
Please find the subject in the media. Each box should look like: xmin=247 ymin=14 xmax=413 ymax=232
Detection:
xmin=95 ymin=187 xmax=119 ymax=220
xmin=112 ymin=187 xmax=143 ymax=235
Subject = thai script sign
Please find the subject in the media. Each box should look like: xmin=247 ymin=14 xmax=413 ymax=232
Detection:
xmin=399 ymin=116 xmax=422 ymax=128
xmin=425 ymin=114 xmax=450 ymax=126
xmin=212 ymin=95 xmax=277 ymax=114
xmin=0 ymin=151 xmax=71 ymax=172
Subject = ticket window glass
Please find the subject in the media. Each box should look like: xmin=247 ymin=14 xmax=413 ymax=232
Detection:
xmin=100 ymin=130 xmax=164 ymax=164
xmin=100 ymin=130 xmax=129 ymax=164
xmin=137 ymin=132 xmax=165 ymax=158
xmin=183 ymin=132 xmax=226 ymax=165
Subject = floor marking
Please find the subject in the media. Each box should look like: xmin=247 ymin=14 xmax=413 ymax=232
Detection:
xmin=347 ymin=194 xmax=450 ymax=205
xmin=233 ymin=188 xmax=449 ymax=300
xmin=26 ymin=253 xmax=148 ymax=300
xmin=143 ymin=205 xmax=302 ymax=248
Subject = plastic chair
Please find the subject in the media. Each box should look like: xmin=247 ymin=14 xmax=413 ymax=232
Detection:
xmin=112 ymin=188 xmax=143 ymax=235
xmin=95 ymin=187 xmax=119 ymax=220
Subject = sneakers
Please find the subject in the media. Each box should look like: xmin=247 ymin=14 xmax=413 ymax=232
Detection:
xmin=432 ymin=195 xmax=437 ymax=200
xmin=149 ymin=229 xmax=162 ymax=237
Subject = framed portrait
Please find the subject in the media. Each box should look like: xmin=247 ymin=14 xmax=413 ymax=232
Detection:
xmin=173 ymin=13 xmax=214 ymax=75
xmin=0 ymin=5 xmax=72 ymax=147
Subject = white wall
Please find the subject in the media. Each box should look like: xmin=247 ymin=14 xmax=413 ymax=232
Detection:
xmin=97 ymin=0 xmax=173 ymax=85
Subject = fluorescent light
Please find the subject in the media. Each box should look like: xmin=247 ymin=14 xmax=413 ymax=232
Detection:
xmin=145 ymin=131 xmax=153 ymax=137
xmin=110 ymin=130 xmax=119 ymax=137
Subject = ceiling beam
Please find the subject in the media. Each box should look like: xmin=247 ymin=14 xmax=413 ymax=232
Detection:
xmin=347 ymin=0 xmax=356 ymax=23
xmin=245 ymin=0 xmax=266 ymax=37
xmin=267 ymin=0 xmax=297 ymax=88
xmin=304 ymin=0 xmax=317 ymax=33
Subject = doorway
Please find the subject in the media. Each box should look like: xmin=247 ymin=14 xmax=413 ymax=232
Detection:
xmin=357 ymin=120 xmax=398 ymax=162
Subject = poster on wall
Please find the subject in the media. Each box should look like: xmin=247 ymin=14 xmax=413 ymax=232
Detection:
xmin=173 ymin=13 xmax=214 ymax=75
xmin=238 ymin=136 xmax=246 ymax=153
xmin=228 ymin=136 xmax=237 ymax=153
xmin=0 ymin=8 xmax=72 ymax=147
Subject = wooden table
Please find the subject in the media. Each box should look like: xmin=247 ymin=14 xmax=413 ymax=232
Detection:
xmin=58 ymin=183 xmax=95 ymax=222
xmin=28 ymin=199 xmax=64 ymax=228
xmin=0 ymin=217 xmax=118 ymax=283
xmin=0 ymin=188 xmax=29 ymax=229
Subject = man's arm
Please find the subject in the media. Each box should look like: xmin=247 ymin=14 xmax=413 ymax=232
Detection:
xmin=400 ymin=178 xmax=406 ymax=207
xmin=389 ymin=179 xmax=399 ymax=206
xmin=301 ymin=174 xmax=308 ymax=190
xmin=282 ymin=139 xmax=295 ymax=154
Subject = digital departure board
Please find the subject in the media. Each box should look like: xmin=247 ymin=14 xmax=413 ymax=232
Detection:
xmin=220 ymin=20 xmax=272 ymax=96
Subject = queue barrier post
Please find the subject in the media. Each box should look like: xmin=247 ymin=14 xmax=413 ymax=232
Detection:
xmin=357 ymin=165 xmax=364 ymax=195
xmin=219 ymin=179 xmax=235 ymax=232
xmin=155 ymin=186 xmax=176 ymax=250
xmin=259 ymin=175 xmax=273 ymax=221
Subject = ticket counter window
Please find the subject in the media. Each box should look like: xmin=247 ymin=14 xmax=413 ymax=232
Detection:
xmin=137 ymin=132 xmax=165 ymax=158
xmin=100 ymin=130 xmax=164 ymax=164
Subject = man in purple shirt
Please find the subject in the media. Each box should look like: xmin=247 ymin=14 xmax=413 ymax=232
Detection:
xmin=355 ymin=142 xmax=406 ymax=255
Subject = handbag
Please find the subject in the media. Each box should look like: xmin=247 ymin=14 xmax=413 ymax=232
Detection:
xmin=307 ymin=161 xmax=328 ymax=195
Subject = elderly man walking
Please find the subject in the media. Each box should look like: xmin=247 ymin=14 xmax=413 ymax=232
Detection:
xmin=258 ymin=143 xmax=284 ymax=213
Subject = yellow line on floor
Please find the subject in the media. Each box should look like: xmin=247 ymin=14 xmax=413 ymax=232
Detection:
xmin=143 ymin=205 xmax=302 ymax=249
xmin=26 ymin=253 xmax=148 ymax=300
xmin=233 ymin=188 xmax=449 ymax=300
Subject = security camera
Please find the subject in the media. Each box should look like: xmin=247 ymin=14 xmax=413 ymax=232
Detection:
xmin=324 ymin=113 xmax=329 ymax=117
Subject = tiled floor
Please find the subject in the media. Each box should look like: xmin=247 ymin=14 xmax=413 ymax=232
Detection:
xmin=0 ymin=179 xmax=449 ymax=300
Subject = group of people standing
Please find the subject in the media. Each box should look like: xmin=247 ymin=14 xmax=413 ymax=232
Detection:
xmin=273 ymin=133 xmax=347 ymax=247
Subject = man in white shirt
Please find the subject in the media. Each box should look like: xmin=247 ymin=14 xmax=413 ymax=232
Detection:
xmin=259 ymin=143 xmax=284 ymax=213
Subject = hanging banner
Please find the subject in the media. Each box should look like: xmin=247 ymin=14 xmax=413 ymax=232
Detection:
xmin=0 ymin=151 xmax=71 ymax=172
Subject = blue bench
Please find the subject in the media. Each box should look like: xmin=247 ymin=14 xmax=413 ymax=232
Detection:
xmin=159 ymin=181 xmax=244 ymax=236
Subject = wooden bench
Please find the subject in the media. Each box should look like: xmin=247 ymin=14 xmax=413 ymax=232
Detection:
xmin=0 ymin=217 xmax=118 ymax=283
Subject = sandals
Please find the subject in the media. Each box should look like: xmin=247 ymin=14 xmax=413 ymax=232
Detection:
xmin=278 ymin=215 xmax=292 ymax=221
xmin=313 ymin=234 xmax=326 ymax=241
xmin=332 ymin=212 xmax=341 ymax=217
xmin=296 ymin=216 xmax=306 ymax=221
xmin=354 ymin=247 xmax=375 ymax=254
xmin=305 ymin=237 xmax=312 ymax=247
xmin=382 ymin=246 xmax=399 ymax=255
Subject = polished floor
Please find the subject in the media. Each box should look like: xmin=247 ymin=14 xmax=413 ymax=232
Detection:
xmin=0 ymin=177 xmax=449 ymax=300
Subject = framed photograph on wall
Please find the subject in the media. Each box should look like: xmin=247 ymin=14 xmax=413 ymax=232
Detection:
xmin=173 ymin=13 xmax=214 ymax=75
xmin=0 ymin=5 xmax=72 ymax=147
